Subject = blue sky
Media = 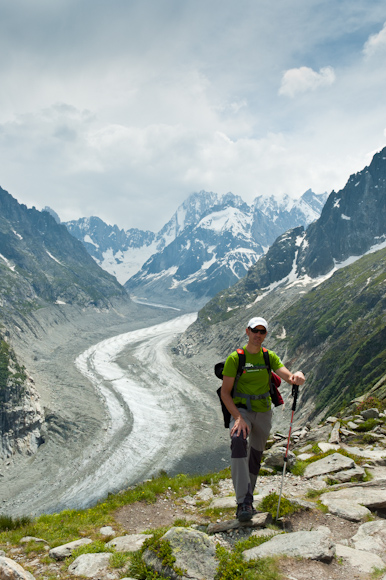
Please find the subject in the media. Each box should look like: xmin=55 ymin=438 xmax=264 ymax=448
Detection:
xmin=1 ymin=0 xmax=386 ymax=230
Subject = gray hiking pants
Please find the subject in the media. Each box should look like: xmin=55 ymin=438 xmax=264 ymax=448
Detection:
xmin=229 ymin=408 xmax=273 ymax=505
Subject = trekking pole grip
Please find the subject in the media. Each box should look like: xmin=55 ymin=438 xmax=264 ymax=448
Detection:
xmin=291 ymin=384 xmax=299 ymax=411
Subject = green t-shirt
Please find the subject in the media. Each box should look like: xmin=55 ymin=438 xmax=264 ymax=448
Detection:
xmin=222 ymin=346 xmax=284 ymax=412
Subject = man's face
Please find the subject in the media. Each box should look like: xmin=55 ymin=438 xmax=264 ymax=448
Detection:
xmin=246 ymin=325 xmax=267 ymax=347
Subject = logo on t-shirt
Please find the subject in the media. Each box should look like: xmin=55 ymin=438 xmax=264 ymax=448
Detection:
xmin=244 ymin=363 xmax=266 ymax=372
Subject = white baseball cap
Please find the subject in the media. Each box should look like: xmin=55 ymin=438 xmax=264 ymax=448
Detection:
xmin=248 ymin=317 xmax=268 ymax=331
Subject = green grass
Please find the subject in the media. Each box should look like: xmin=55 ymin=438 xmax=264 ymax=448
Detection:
xmin=257 ymin=492 xmax=301 ymax=520
xmin=0 ymin=468 xmax=232 ymax=548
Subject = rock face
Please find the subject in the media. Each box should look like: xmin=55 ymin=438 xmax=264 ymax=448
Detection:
xmin=0 ymin=335 xmax=44 ymax=460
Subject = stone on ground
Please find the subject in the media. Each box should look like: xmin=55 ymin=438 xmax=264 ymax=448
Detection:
xmin=242 ymin=529 xmax=335 ymax=563
xmin=304 ymin=453 xmax=354 ymax=479
xmin=351 ymin=520 xmax=386 ymax=556
xmin=143 ymin=527 xmax=218 ymax=580
xmin=49 ymin=538 xmax=92 ymax=561
xmin=106 ymin=534 xmax=153 ymax=552
xmin=335 ymin=544 xmax=385 ymax=574
xmin=68 ymin=553 xmax=118 ymax=579
xmin=0 ymin=557 xmax=35 ymax=580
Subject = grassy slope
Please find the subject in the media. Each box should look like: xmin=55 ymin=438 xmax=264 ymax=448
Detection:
xmin=277 ymin=247 xmax=386 ymax=417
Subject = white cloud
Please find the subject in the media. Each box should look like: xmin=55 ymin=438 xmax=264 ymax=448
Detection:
xmin=363 ymin=21 xmax=386 ymax=56
xmin=0 ymin=1 xmax=386 ymax=232
xmin=279 ymin=66 xmax=336 ymax=98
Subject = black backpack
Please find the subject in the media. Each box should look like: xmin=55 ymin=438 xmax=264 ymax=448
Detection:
xmin=215 ymin=347 xmax=283 ymax=428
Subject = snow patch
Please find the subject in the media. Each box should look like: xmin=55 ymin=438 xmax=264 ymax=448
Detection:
xmin=0 ymin=254 xmax=16 ymax=271
xmin=341 ymin=214 xmax=351 ymax=221
xmin=84 ymin=235 xmax=99 ymax=248
xmin=46 ymin=250 xmax=63 ymax=265
xmin=12 ymin=229 xmax=23 ymax=240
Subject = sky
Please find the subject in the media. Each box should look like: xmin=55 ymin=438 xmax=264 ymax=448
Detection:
xmin=1 ymin=0 xmax=386 ymax=232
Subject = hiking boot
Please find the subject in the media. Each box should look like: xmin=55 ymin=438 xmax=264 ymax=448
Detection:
xmin=236 ymin=502 xmax=253 ymax=522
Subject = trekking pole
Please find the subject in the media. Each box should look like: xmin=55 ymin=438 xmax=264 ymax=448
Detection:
xmin=276 ymin=383 xmax=299 ymax=521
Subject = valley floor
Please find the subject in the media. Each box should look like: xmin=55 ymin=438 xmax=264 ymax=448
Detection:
xmin=0 ymin=298 xmax=231 ymax=517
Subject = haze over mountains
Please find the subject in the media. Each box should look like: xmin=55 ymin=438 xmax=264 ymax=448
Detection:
xmin=64 ymin=189 xmax=327 ymax=307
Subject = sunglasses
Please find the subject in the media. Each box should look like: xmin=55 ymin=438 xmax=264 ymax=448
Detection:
xmin=249 ymin=327 xmax=267 ymax=334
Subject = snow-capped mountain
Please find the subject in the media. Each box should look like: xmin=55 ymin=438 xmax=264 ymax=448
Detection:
xmin=64 ymin=189 xmax=327 ymax=307
xmin=211 ymin=146 xmax=386 ymax=314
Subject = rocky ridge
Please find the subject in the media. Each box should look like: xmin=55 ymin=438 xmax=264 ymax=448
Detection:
xmin=1 ymin=401 xmax=386 ymax=580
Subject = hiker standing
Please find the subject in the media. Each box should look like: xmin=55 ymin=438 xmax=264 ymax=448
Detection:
xmin=221 ymin=317 xmax=305 ymax=522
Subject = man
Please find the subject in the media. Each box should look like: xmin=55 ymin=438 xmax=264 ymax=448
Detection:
xmin=221 ymin=316 xmax=305 ymax=522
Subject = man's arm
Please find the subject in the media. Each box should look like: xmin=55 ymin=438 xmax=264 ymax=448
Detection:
xmin=221 ymin=376 xmax=250 ymax=438
xmin=275 ymin=366 xmax=305 ymax=386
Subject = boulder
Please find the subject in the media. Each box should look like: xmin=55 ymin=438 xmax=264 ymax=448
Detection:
xmin=321 ymin=485 xmax=386 ymax=510
xmin=320 ymin=498 xmax=371 ymax=522
xmin=49 ymin=538 xmax=92 ymax=561
xmin=304 ymin=453 xmax=354 ymax=479
xmin=351 ymin=520 xmax=386 ymax=556
xmin=361 ymin=408 xmax=379 ymax=419
xmin=317 ymin=442 xmax=339 ymax=453
xmin=195 ymin=487 xmax=214 ymax=502
xmin=263 ymin=447 xmax=296 ymax=469
xmin=68 ymin=553 xmax=118 ymax=579
xmin=0 ymin=557 xmax=35 ymax=580
xmin=100 ymin=526 xmax=116 ymax=537
xmin=242 ymin=528 xmax=335 ymax=563
xmin=143 ymin=527 xmax=217 ymax=580
xmin=332 ymin=466 xmax=365 ymax=483
xmin=106 ymin=534 xmax=153 ymax=552
xmin=329 ymin=421 xmax=340 ymax=444
xmin=335 ymin=544 xmax=385 ymax=574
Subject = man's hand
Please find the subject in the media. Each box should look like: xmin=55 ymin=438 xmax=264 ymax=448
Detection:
xmin=289 ymin=371 xmax=305 ymax=386
xmin=231 ymin=415 xmax=250 ymax=438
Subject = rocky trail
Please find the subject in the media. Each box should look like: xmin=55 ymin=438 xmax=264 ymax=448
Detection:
xmin=1 ymin=405 xmax=386 ymax=580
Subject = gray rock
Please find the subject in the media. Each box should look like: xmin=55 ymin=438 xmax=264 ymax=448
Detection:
xmin=296 ymin=453 xmax=313 ymax=461
xmin=326 ymin=416 xmax=339 ymax=423
xmin=333 ymin=466 xmax=365 ymax=483
xmin=49 ymin=538 xmax=92 ymax=561
xmin=304 ymin=453 xmax=355 ymax=479
xmin=243 ymin=529 xmax=335 ymax=563
xmin=322 ymin=485 xmax=386 ymax=510
xmin=329 ymin=421 xmax=340 ymax=444
xmin=106 ymin=534 xmax=152 ymax=552
xmin=264 ymin=447 xmax=296 ymax=469
xmin=316 ymin=442 xmax=339 ymax=453
xmin=207 ymin=512 xmax=272 ymax=533
xmin=100 ymin=526 xmax=116 ymax=537
xmin=351 ymin=520 xmax=386 ymax=555
xmin=209 ymin=496 xmax=236 ymax=509
xmin=68 ymin=553 xmax=118 ymax=579
xmin=320 ymin=498 xmax=371 ymax=522
xmin=0 ymin=557 xmax=35 ymax=580
xmin=335 ymin=544 xmax=385 ymax=574
xmin=19 ymin=537 xmax=48 ymax=545
xmin=195 ymin=487 xmax=214 ymax=502
xmin=143 ymin=527 xmax=217 ymax=580
xmin=361 ymin=408 xmax=379 ymax=419
xmin=340 ymin=443 xmax=386 ymax=461
xmin=347 ymin=421 xmax=359 ymax=430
